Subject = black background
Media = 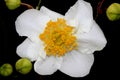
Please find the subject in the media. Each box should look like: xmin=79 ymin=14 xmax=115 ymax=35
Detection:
xmin=0 ymin=0 xmax=120 ymax=80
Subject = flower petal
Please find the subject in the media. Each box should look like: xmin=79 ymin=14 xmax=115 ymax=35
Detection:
xmin=34 ymin=56 xmax=61 ymax=75
xmin=59 ymin=50 xmax=94 ymax=77
xmin=40 ymin=6 xmax=64 ymax=21
xmin=15 ymin=9 xmax=50 ymax=43
xmin=16 ymin=38 xmax=46 ymax=61
xmin=65 ymin=0 xmax=93 ymax=33
xmin=76 ymin=21 xmax=107 ymax=54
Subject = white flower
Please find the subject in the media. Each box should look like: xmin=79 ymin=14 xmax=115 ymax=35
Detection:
xmin=15 ymin=0 xmax=107 ymax=77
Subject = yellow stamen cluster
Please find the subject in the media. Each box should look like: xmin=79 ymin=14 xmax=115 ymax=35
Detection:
xmin=40 ymin=18 xmax=77 ymax=57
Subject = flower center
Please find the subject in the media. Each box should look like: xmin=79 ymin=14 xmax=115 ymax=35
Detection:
xmin=40 ymin=18 xmax=77 ymax=57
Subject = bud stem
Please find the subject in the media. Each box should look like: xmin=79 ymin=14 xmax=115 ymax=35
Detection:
xmin=95 ymin=0 xmax=105 ymax=20
xmin=21 ymin=3 xmax=34 ymax=9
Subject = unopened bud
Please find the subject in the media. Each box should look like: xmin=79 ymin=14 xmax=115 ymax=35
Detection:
xmin=0 ymin=63 xmax=13 ymax=77
xmin=15 ymin=58 xmax=32 ymax=75
xmin=106 ymin=3 xmax=120 ymax=21
xmin=4 ymin=0 xmax=21 ymax=10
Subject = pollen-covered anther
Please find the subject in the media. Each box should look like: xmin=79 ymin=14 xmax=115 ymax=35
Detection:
xmin=40 ymin=18 xmax=77 ymax=57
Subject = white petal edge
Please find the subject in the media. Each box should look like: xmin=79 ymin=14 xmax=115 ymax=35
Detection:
xmin=40 ymin=6 xmax=64 ymax=21
xmin=15 ymin=9 xmax=50 ymax=43
xmin=16 ymin=38 xmax=46 ymax=61
xmin=65 ymin=0 xmax=93 ymax=33
xmin=34 ymin=56 xmax=62 ymax=75
xmin=59 ymin=50 xmax=94 ymax=77
xmin=76 ymin=20 xmax=107 ymax=54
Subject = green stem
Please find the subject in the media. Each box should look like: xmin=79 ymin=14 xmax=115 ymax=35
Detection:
xmin=36 ymin=0 xmax=41 ymax=10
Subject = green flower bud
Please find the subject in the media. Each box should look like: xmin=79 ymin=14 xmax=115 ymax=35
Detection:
xmin=0 ymin=63 xmax=13 ymax=77
xmin=4 ymin=0 xmax=21 ymax=10
xmin=15 ymin=58 xmax=32 ymax=75
xmin=106 ymin=3 xmax=120 ymax=21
